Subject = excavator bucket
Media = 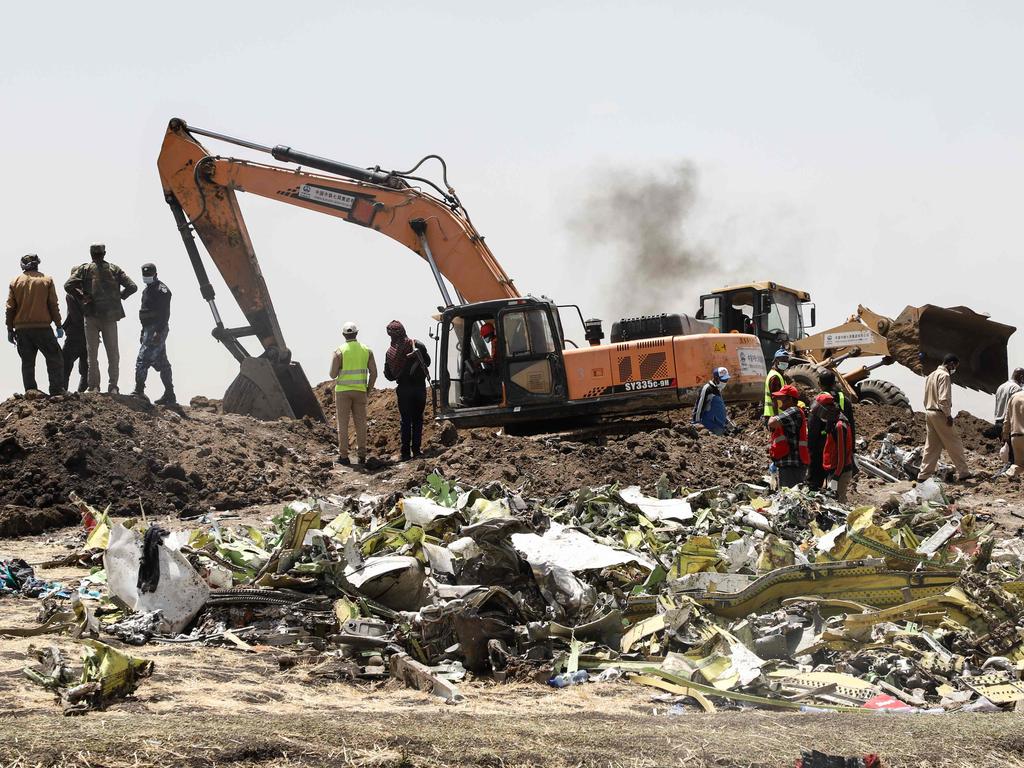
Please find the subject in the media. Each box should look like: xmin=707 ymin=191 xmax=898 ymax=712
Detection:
xmin=223 ymin=358 xmax=326 ymax=422
xmin=887 ymin=305 xmax=1016 ymax=394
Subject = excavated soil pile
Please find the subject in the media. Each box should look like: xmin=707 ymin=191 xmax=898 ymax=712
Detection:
xmin=422 ymin=401 xmax=1004 ymax=497
xmin=0 ymin=393 xmax=336 ymax=535
xmin=851 ymin=403 xmax=1001 ymax=455
xmin=0 ymin=385 xmax=1007 ymax=536
xmin=316 ymin=383 xmax=757 ymax=492
xmin=432 ymin=418 xmax=756 ymax=494
xmin=435 ymin=403 xmax=812 ymax=496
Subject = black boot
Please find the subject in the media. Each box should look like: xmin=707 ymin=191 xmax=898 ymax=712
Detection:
xmin=131 ymin=373 xmax=148 ymax=400
xmin=154 ymin=369 xmax=176 ymax=405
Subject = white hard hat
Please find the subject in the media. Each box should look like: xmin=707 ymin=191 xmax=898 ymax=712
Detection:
xmin=714 ymin=366 xmax=731 ymax=381
xmin=342 ymin=321 xmax=358 ymax=335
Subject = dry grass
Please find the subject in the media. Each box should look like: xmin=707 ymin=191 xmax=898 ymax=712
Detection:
xmin=1 ymin=709 xmax=1023 ymax=768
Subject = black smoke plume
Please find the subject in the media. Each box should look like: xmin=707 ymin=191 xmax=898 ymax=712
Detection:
xmin=569 ymin=163 xmax=711 ymax=318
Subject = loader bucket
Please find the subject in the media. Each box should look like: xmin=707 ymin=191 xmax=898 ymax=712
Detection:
xmin=887 ymin=305 xmax=1016 ymax=394
xmin=223 ymin=357 xmax=326 ymax=422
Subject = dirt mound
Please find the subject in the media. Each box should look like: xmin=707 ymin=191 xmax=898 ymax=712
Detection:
xmin=0 ymin=505 xmax=78 ymax=538
xmin=313 ymin=384 xmax=761 ymax=493
xmin=852 ymin=403 xmax=1002 ymax=454
xmin=422 ymin=401 xmax=768 ymax=496
xmin=0 ymin=393 xmax=337 ymax=532
xmin=315 ymin=382 xmax=441 ymax=457
xmin=421 ymin=400 xmax=1003 ymax=499
xmin=431 ymin=419 xmax=758 ymax=495
xmin=1 ymin=386 xmax=1009 ymax=538
xmin=180 ymin=386 xmax=1006 ymax=495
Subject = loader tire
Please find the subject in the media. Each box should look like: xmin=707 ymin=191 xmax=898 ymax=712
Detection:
xmin=855 ymin=378 xmax=911 ymax=409
xmin=785 ymin=363 xmax=826 ymax=400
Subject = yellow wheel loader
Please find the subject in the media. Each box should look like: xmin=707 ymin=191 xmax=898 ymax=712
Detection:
xmin=696 ymin=282 xmax=1015 ymax=407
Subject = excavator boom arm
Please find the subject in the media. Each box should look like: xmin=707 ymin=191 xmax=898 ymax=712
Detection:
xmin=204 ymin=157 xmax=518 ymax=304
xmin=157 ymin=118 xmax=520 ymax=422
xmin=157 ymin=120 xmax=518 ymax=353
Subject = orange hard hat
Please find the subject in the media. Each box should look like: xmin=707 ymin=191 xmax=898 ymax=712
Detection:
xmin=480 ymin=322 xmax=495 ymax=338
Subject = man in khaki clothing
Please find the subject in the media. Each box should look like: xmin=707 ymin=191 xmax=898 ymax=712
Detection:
xmin=6 ymin=254 xmax=65 ymax=395
xmin=329 ymin=321 xmax=377 ymax=466
xmin=1001 ymin=388 xmax=1024 ymax=477
xmin=919 ymin=353 xmax=972 ymax=482
xmin=64 ymin=243 xmax=137 ymax=394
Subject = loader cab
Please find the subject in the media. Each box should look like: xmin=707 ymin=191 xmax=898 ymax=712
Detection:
xmin=436 ymin=297 xmax=568 ymax=427
xmin=698 ymin=282 xmax=815 ymax=361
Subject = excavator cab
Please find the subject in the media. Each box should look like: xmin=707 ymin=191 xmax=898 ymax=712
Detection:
xmin=698 ymin=282 xmax=815 ymax=362
xmin=437 ymin=297 xmax=568 ymax=427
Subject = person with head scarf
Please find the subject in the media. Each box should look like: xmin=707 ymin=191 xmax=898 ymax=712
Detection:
xmin=384 ymin=320 xmax=431 ymax=460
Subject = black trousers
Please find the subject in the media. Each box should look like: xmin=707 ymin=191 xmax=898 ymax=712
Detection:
xmin=61 ymin=329 xmax=88 ymax=391
xmin=806 ymin=458 xmax=826 ymax=490
xmin=15 ymin=327 xmax=64 ymax=394
xmin=135 ymin=326 xmax=172 ymax=382
xmin=397 ymin=385 xmax=427 ymax=456
xmin=778 ymin=465 xmax=807 ymax=489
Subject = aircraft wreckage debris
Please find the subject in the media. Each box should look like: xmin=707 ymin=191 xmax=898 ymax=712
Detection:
xmin=4 ymin=468 xmax=1024 ymax=720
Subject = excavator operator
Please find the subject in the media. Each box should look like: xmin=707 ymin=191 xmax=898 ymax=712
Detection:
xmin=480 ymin=322 xmax=498 ymax=363
xmin=462 ymin=320 xmax=502 ymax=406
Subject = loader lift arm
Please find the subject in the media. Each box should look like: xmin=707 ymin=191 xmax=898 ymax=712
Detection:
xmin=157 ymin=118 xmax=519 ymax=420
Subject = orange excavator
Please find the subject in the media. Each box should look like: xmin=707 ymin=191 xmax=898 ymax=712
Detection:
xmin=157 ymin=119 xmax=767 ymax=428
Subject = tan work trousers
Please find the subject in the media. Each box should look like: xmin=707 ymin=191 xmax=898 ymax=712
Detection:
xmin=919 ymin=410 xmax=970 ymax=479
xmin=335 ymin=390 xmax=368 ymax=460
xmin=1009 ymin=435 xmax=1024 ymax=476
xmin=85 ymin=316 xmax=120 ymax=390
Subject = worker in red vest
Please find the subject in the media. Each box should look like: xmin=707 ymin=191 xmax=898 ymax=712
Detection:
xmin=815 ymin=393 xmax=855 ymax=502
xmin=767 ymin=384 xmax=809 ymax=489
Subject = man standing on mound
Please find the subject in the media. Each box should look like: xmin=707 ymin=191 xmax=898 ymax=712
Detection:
xmin=65 ymin=243 xmax=137 ymax=394
xmin=329 ymin=321 xmax=377 ymax=466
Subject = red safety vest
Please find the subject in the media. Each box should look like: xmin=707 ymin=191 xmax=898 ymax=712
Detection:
xmin=770 ymin=408 xmax=810 ymax=464
xmin=823 ymin=417 xmax=854 ymax=473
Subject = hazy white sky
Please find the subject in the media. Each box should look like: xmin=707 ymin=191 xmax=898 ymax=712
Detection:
xmin=2 ymin=1 xmax=1021 ymax=417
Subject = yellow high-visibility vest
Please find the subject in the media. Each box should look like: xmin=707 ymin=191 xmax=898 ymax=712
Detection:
xmin=763 ymin=369 xmax=786 ymax=417
xmin=335 ymin=341 xmax=371 ymax=392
